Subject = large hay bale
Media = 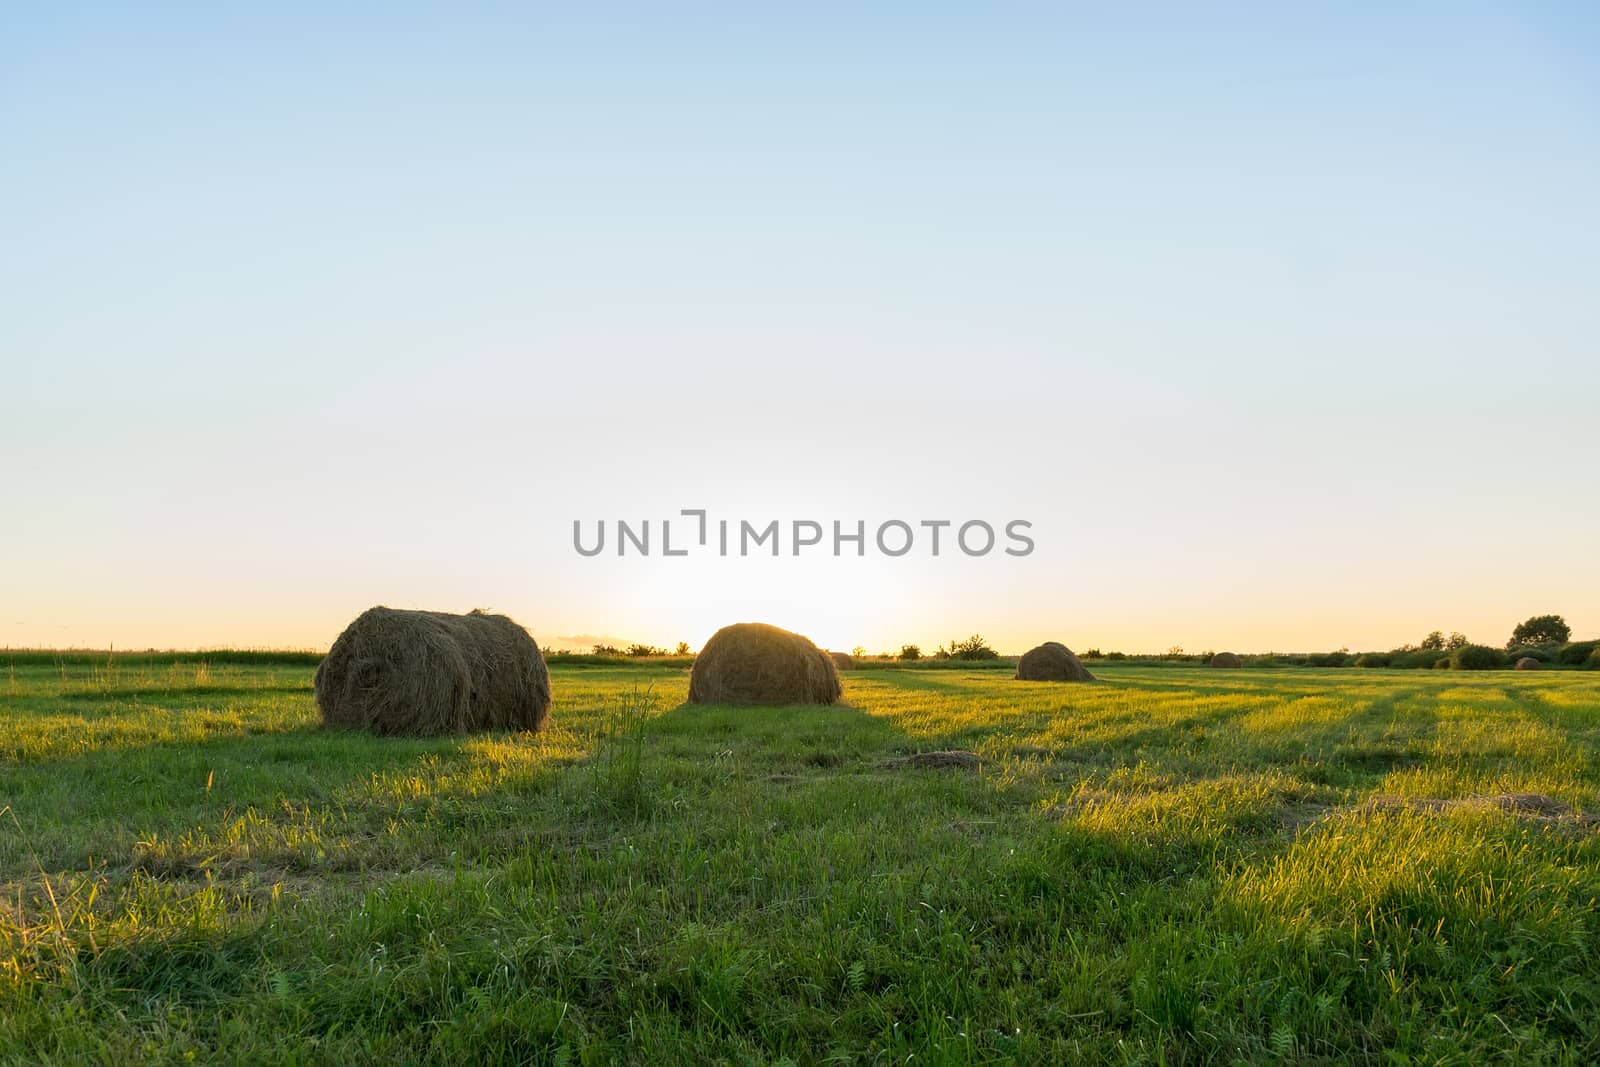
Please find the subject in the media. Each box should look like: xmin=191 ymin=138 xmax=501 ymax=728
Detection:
xmin=1015 ymin=641 xmax=1095 ymax=682
xmin=315 ymin=606 xmax=551 ymax=736
xmin=1208 ymin=651 xmax=1243 ymax=669
xmin=829 ymin=651 xmax=857 ymax=671
xmin=688 ymin=622 xmax=842 ymax=705
xmin=1515 ymin=656 xmax=1542 ymax=670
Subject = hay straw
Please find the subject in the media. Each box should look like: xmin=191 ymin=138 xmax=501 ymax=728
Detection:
xmin=315 ymin=607 xmax=550 ymax=736
xmin=1014 ymin=641 xmax=1095 ymax=682
xmin=688 ymin=622 xmax=841 ymax=705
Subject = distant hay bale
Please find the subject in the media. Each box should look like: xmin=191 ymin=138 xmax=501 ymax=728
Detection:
xmin=687 ymin=622 xmax=841 ymax=705
xmin=315 ymin=607 xmax=551 ymax=736
xmin=1515 ymin=656 xmax=1542 ymax=670
xmin=1014 ymin=641 xmax=1095 ymax=682
xmin=829 ymin=651 xmax=857 ymax=671
xmin=1208 ymin=651 xmax=1243 ymax=669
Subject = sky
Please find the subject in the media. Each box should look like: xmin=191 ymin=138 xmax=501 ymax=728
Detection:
xmin=4 ymin=4 xmax=1598 ymax=656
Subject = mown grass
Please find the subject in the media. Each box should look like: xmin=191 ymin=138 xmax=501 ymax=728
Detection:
xmin=2 ymin=663 xmax=1598 ymax=1063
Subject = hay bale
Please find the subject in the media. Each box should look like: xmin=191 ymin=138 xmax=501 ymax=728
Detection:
xmin=315 ymin=606 xmax=550 ymax=736
xmin=687 ymin=622 xmax=841 ymax=705
xmin=1515 ymin=656 xmax=1542 ymax=670
xmin=1015 ymin=641 xmax=1095 ymax=682
xmin=829 ymin=651 xmax=857 ymax=671
xmin=1208 ymin=651 xmax=1243 ymax=669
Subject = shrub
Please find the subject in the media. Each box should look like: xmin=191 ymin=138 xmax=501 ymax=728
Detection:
xmin=1082 ymin=648 xmax=1103 ymax=659
xmin=1433 ymin=657 xmax=1451 ymax=669
xmin=1354 ymin=652 xmax=1392 ymax=668
xmin=592 ymin=644 xmax=621 ymax=655
xmin=1306 ymin=651 xmax=1349 ymax=668
xmin=1589 ymin=647 xmax=1600 ymax=669
xmin=898 ymin=645 xmax=922 ymax=661
xmin=1389 ymin=650 xmax=1441 ymax=669
xmin=1450 ymin=644 xmax=1508 ymax=670
xmin=1556 ymin=640 xmax=1598 ymax=666
xmin=1510 ymin=646 xmax=1553 ymax=664
xmin=626 ymin=643 xmax=666 ymax=657
xmin=1104 ymin=651 xmax=1128 ymax=661
xmin=674 ymin=642 xmax=691 ymax=656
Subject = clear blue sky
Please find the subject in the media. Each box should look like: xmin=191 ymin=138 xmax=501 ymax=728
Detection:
xmin=5 ymin=4 xmax=1597 ymax=653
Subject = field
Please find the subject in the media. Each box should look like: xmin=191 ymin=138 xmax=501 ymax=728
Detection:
xmin=3 ymin=660 xmax=1600 ymax=1064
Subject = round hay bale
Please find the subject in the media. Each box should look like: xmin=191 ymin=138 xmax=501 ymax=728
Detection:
xmin=829 ymin=651 xmax=857 ymax=671
xmin=1208 ymin=651 xmax=1243 ymax=669
xmin=1515 ymin=656 xmax=1542 ymax=670
xmin=1015 ymin=641 xmax=1095 ymax=682
xmin=688 ymin=622 xmax=842 ymax=705
xmin=315 ymin=607 xmax=551 ymax=736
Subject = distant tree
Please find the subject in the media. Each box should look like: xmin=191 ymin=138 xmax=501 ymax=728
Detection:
xmin=1164 ymin=645 xmax=1186 ymax=660
xmin=1419 ymin=631 xmax=1445 ymax=652
xmin=1446 ymin=632 xmax=1469 ymax=650
xmin=626 ymin=643 xmax=665 ymax=657
xmin=1082 ymin=648 xmax=1103 ymax=659
xmin=1509 ymin=614 xmax=1570 ymax=649
xmin=851 ymin=646 xmax=866 ymax=658
xmin=592 ymin=644 xmax=621 ymax=655
xmin=941 ymin=635 xmax=998 ymax=661
xmin=674 ymin=642 xmax=691 ymax=656
xmin=898 ymin=644 xmax=922 ymax=661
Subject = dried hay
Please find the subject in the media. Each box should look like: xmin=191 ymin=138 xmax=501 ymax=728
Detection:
xmin=687 ymin=622 xmax=841 ymax=705
xmin=315 ymin=606 xmax=550 ymax=736
xmin=1356 ymin=792 xmax=1596 ymax=828
xmin=1015 ymin=641 xmax=1095 ymax=682
xmin=882 ymin=750 xmax=983 ymax=770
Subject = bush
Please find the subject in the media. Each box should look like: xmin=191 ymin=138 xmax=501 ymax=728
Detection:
xmin=1354 ymin=652 xmax=1392 ymax=668
xmin=898 ymin=645 xmax=922 ymax=661
xmin=1434 ymin=657 xmax=1451 ymax=669
xmin=1510 ymin=646 xmax=1553 ymax=664
xmin=1306 ymin=651 xmax=1349 ymax=668
xmin=1556 ymin=640 xmax=1598 ymax=666
xmin=1388 ymin=649 xmax=1441 ymax=669
xmin=1450 ymin=644 xmax=1508 ymax=670
xmin=626 ymin=643 xmax=666 ymax=657
xmin=675 ymin=642 xmax=692 ymax=656
xmin=1104 ymin=651 xmax=1128 ymax=661
xmin=1589 ymin=647 xmax=1600 ymax=669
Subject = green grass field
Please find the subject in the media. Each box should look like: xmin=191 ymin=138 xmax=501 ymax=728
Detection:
xmin=4 ymin=660 xmax=1599 ymax=1064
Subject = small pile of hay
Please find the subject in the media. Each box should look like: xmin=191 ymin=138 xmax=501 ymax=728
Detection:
xmin=687 ymin=622 xmax=841 ymax=705
xmin=1357 ymin=792 xmax=1595 ymax=828
xmin=315 ymin=606 xmax=551 ymax=736
xmin=1015 ymin=641 xmax=1095 ymax=682
xmin=882 ymin=750 xmax=983 ymax=770
xmin=1208 ymin=651 xmax=1242 ymax=669
xmin=1515 ymin=656 xmax=1542 ymax=670
xmin=829 ymin=651 xmax=857 ymax=671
